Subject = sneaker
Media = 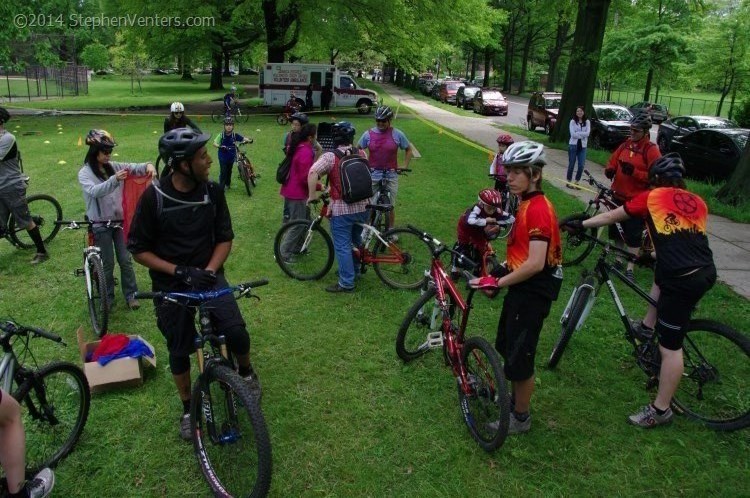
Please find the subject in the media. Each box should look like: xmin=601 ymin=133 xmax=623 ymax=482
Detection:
xmin=179 ymin=413 xmax=192 ymax=441
xmin=566 ymin=183 xmax=575 ymax=189
xmin=573 ymin=181 xmax=582 ymax=190
xmin=30 ymin=252 xmax=49 ymax=265
xmin=629 ymin=318 xmax=654 ymax=342
xmin=242 ymin=372 xmax=263 ymax=401
xmin=628 ymin=404 xmax=673 ymax=428
xmin=127 ymin=297 xmax=141 ymax=310
xmin=509 ymin=412 xmax=531 ymax=434
xmin=625 ymin=269 xmax=635 ymax=281
xmin=26 ymin=467 xmax=55 ymax=498
xmin=325 ymin=283 xmax=354 ymax=293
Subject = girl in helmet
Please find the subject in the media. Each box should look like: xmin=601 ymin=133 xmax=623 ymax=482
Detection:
xmin=78 ymin=129 xmax=157 ymax=310
xmin=164 ymin=102 xmax=201 ymax=133
xmin=489 ymin=133 xmax=514 ymax=192
xmin=452 ymin=188 xmax=515 ymax=278
xmin=212 ymin=117 xmax=252 ymax=191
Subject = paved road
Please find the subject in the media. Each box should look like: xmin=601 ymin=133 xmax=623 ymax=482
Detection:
xmin=385 ymin=84 xmax=750 ymax=300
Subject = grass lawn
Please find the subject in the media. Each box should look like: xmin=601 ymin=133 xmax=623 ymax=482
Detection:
xmin=1 ymin=112 xmax=748 ymax=496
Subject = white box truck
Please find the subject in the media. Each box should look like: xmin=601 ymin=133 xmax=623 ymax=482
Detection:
xmin=260 ymin=63 xmax=379 ymax=114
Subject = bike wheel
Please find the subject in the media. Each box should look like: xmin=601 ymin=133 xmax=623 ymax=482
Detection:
xmin=86 ymin=254 xmax=109 ymax=337
xmin=212 ymin=110 xmax=224 ymax=123
xmin=8 ymin=194 xmax=63 ymax=249
xmin=276 ymin=114 xmax=288 ymax=125
xmin=238 ymin=163 xmax=252 ymax=197
xmin=459 ymin=336 xmax=510 ymax=452
xmin=273 ymin=220 xmax=333 ymax=281
xmin=547 ymin=276 xmax=596 ymax=369
xmin=235 ymin=108 xmax=249 ymax=123
xmin=559 ymin=214 xmax=597 ymax=268
xmin=670 ymin=320 xmax=750 ymax=431
xmin=396 ymin=287 xmax=440 ymax=362
xmin=15 ymin=362 xmax=91 ymax=474
xmin=373 ymin=227 xmax=432 ymax=290
xmin=191 ymin=365 xmax=272 ymax=497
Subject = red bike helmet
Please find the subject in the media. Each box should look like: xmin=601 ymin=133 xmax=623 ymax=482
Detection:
xmin=496 ymin=133 xmax=514 ymax=146
xmin=478 ymin=188 xmax=503 ymax=208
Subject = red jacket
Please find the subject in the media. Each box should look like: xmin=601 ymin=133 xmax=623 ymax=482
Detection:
xmin=605 ymin=136 xmax=661 ymax=201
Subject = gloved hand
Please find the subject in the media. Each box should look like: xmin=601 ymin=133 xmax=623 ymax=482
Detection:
xmin=175 ymin=266 xmax=217 ymax=288
xmin=620 ymin=162 xmax=634 ymax=176
xmin=604 ymin=168 xmax=615 ymax=180
xmin=560 ymin=219 xmax=585 ymax=234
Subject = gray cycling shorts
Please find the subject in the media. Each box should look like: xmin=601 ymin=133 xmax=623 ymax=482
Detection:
xmin=0 ymin=185 xmax=32 ymax=230
xmin=370 ymin=169 xmax=399 ymax=206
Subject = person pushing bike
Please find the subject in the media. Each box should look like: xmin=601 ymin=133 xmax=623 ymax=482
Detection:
xmin=128 ymin=127 xmax=261 ymax=441
xmin=213 ymin=117 xmax=251 ymax=191
xmin=562 ymin=153 xmax=716 ymax=429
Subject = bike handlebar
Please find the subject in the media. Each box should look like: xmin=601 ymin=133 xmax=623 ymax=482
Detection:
xmin=134 ymin=279 xmax=269 ymax=304
xmin=407 ymin=225 xmax=478 ymax=270
xmin=582 ymin=169 xmax=614 ymax=197
xmin=0 ymin=320 xmax=63 ymax=344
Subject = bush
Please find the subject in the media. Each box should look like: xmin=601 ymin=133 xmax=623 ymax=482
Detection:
xmin=733 ymin=98 xmax=750 ymax=127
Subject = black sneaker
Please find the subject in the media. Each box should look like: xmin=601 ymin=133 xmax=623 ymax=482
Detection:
xmin=179 ymin=414 xmax=192 ymax=441
xmin=325 ymin=283 xmax=354 ymax=293
xmin=30 ymin=252 xmax=49 ymax=265
xmin=629 ymin=319 xmax=654 ymax=342
xmin=242 ymin=372 xmax=263 ymax=401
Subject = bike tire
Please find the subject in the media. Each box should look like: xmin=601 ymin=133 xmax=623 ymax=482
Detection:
xmin=191 ymin=365 xmax=272 ymax=498
xmin=8 ymin=194 xmax=63 ymax=249
xmin=670 ymin=319 xmax=750 ymax=431
xmin=373 ymin=227 xmax=432 ymax=290
xmin=238 ymin=163 xmax=252 ymax=197
xmin=276 ymin=114 xmax=288 ymax=125
xmin=86 ymin=254 xmax=109 ymax=337
xmin=396 ymin=287 xmax=441 ymax=362
xmin=559 ymin=213 xmax=597 ymax=268
xmin=273 ymin=220 xmax=333 ymax=281
xmin=459 ymin=336 xmax=510 ymax=452
xmin=212 ymin=110 xmax=224 ymax=123
xmin=14 ymin=362 xmax=91 ymax=474
xmin=547 ymin=275 xmax=596 ymax=369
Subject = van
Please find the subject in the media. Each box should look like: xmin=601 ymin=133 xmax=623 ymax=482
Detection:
xmin=438 ymin=81 xmax=464 ymax=104
xmin=261 ymin=63 xmax=379 ymax=114
xmin=527 ymin=91 xmax=562 ymax=135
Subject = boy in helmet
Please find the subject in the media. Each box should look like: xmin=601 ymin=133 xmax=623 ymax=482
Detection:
xmin=0 ymin=107 xmax=49 ymax=264
xmin=128 ymin=127 xmax=261 ymax=441
xmin=470 ymin=141 xmax=562 ymax=435
xmin=164 ymin=102 xmax=201 ymax=133
xmin=213 ymin=117 xmax=252 ymax=191
xmin=562 ymin=153 xmax=716 ymax=428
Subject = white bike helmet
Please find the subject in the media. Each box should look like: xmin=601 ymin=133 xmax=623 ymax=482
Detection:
xmin=501 ymin=141 xmax=546 ymax=167
xmin=170 ymin=102 xmax=185 ymax=113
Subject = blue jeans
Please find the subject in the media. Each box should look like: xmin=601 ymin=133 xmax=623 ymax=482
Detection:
xmin=330 ymin=211 xmax=368 ymax=289
xmin=93 ymin=226 xmax=138 ymax=301
xmin=567 ymin=144 xmax=587 ymax=182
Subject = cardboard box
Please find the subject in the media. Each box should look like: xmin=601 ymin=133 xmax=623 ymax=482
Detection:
xmin=76 ymin=327 xmax=156 ymax=394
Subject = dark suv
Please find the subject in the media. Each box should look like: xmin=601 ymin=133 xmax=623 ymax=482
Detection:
xmin=589 ymin=103 xmax=633 ymax=150
xmin=527 ymin=92 xmax=561 ymax=134
xmin=455 ymin=85 xmax=480 ymax=109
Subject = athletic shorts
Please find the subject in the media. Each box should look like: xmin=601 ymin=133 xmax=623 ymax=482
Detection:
xmin=155 ymin=273 xmax=247 ymax=357
xmin=495 ymin=288 xmax=552 ymax=381
xmin=656 ymin=265 xmax=716 ymax=350
xmin=370 ymin=169 xmax=399 ymax=206
xmin=608 ymin=198 xmax=645 ymax=248
xmin=0 ymin=184 xmax=32 ymax=231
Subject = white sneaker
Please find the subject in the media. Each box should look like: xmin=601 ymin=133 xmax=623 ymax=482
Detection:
xmin=26 ymin=468 xmax=55 ymax=498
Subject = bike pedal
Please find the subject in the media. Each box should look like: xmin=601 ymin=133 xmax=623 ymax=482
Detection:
xmin=74 ymin=268 xmax=85 ymax=277
xmin=427 ymin=331 xmax=444 ymax=349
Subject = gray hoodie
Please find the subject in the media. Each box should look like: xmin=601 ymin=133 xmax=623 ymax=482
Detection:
xmin=78 ymin=161 xmax=149 ymax=221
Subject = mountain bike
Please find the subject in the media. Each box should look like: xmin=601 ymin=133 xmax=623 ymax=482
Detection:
xmin=55 ymin=219 xmax=120 ymax=337
xmin=134 ymin=280 xmax=272 ymax=497
xmin=235 ymin=142 xmax=258 ymax=197
xmin=560 ymin=169 xmax=653 ymax=267
xmin=547 ymin=231 xmax=750 ymax=431
xmin=369 ymin=168 xmax=410 ymax=234
xmin=273 ymin=193 xmax=432 ymax=290
xmin=395 ymin=225 xmax=510 ymax=451
xmin=212 ymin=101 xmax=249 ymax=123
xmin=276 ymin=98 xmax=303 ymax=125
xmin=1 ymin=178 xmax=63 ymax=250
xmin=0 ymin=320 xmax=91 ymax=475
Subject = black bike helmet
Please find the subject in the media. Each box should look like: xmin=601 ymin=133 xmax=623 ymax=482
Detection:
xmin=374 ymin=105 xmax=394 ymax=121
xmin=648 ymin=152 xmax=685 ymax=182
xmin=85 ymin=129 xmax=117 ymax=149
xmin=290 ymin=112 xmax=309 ymax=125
xmin=331 ymin=121 xmax=356 ymax=146
xmin=629 ymin=113 xmax=652 ymax=131
xmin=158 ymin=127 xmax=211 ymax=163
xmin=223 ymin=116 xmax=234 ymax=125
xmin=0 ymin=107 xmax=9 ymax=125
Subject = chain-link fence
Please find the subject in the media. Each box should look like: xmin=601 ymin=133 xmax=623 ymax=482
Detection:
xmin=594 ymin=88 xmax=728 ymax=118
xmin=1 ymin=64 xmax=89 ymax=103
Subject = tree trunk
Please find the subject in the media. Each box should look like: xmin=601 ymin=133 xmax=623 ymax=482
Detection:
xmin=470 ymin=48 xmax=477 ymax=81
xmin=717 ymin=72 xmax=733 ymax=116
xmin=209 ymin=50 xmax=223 ymax=90
xmin=643 ymin=67 xmax=653 ymax=101
xmin=550 ymin=0 xmax=612 ymax=143
xmin=728 ymin=82 xmax=738 ymax=120
xmin=263 ymin=0 xmax=301 ymax=63
xmin=483 ymin=47 xmax=492 ymax=87
xmin=518 ymin=28 xmax=533 ymax=95
xmin=716 ymin=139 xmax=750 ymax=205
xmin=546 ymin=10 xmax=571 ymax=92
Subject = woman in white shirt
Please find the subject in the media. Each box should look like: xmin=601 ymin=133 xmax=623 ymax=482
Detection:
xmin=566 ymin=106 xmax=590 ymax=189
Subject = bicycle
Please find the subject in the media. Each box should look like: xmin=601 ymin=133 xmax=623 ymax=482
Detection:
xmin=560 ymin=169 xmax=653 ymax=267
xmin=1 ymin=177 xmax=63 ymax=250
xmin=547 ymin=231 xmax=750 ymax=431
xmin=134 ymin=280 xmax=272 ymax=497
xmin=488 ymin=174 xmax=518 ymax=240
xmin=55 ymin=219 xmax=121 ymax=337
xmin=0 ymin=320 xmax=91 ymax=476
xmin=368 ymin=167 xmax=410 ymax=234
xmin=276 ymin=99 xmax=303 ymax=125
xmin=235 ymin=142 xmax=259 ymax=197
xmin=395 ymin=225 xmax=510 ymax=451
xmin=273 ymin=193 xmax=433 ymax=290
xmin=212 ymin=102 xmax=249 ymax=123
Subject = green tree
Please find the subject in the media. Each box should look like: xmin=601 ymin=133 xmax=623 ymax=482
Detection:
xmin=81 ymin=43 xmax=110 ymax=71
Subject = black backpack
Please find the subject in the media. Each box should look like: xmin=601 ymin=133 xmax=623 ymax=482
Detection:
xmin=333 ymin=148 xmax=372 ymax=203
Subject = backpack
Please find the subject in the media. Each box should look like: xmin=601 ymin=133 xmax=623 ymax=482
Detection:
xmin=333 ymin=148 xmax=372 ymax=203
xmin=276 ymin=154 xmax=292 ymax=184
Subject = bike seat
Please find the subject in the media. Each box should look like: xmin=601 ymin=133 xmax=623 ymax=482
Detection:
xmin=366 ymin=203 xmax=393 ymax=212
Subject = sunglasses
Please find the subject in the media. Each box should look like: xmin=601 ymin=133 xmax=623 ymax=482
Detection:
xmin=101 ymin=149 xmax=113 ymax=155
xmin=376 ymin=119 xmax=388 ymax=123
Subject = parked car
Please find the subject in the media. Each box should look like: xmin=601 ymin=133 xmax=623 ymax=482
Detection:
xmin=430 ymin=82 xmax=442 ymax=100
xmin=421 ymin=80 xmax=437 ymax=96
xmin=456 ymin=85 xmax=480 ymax=109
xmin=668 ymin=128 xmax=748 ymax=180
xmin=589 ymin=104 xmax=633 ymax=150
xmin=152 ymin=69 xmax=170 ymax=75
xmin=473 ymin=89 xmax=508 ymax=116
xmin=438 ymin=81 xmax=464 ymax=104
xmin=629 ymin=101 xmax=669 ymax=123
xmin=527 ymin=92 xmax=561 ymax=134
xmin=657 ymin=115 xmax=738 ymax=152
